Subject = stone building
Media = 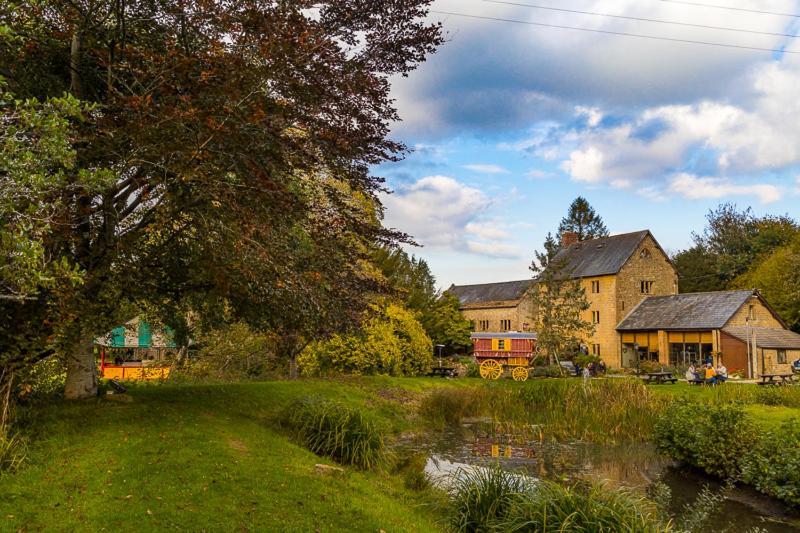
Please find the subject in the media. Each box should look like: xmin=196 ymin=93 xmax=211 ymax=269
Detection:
xmin=617 ymin=289 xmax=800 ymax=377
xmin=449 ymin=230 xmax=678 ymax=366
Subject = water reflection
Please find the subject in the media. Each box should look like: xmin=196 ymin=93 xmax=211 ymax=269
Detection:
xmin=404 ymin=421 xmax=800 ymax=532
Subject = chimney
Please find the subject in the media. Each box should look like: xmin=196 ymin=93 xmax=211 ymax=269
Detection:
xmin=561 ymin=231 xmax=579 ymax=247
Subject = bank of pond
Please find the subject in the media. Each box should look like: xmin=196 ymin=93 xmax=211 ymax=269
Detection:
xmin=280 ymin=379 xmax=800 ymax=531
xmin=2 ymin=378 xmax=799 ymax=531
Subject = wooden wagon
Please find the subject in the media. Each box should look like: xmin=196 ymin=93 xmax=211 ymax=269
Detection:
xmin=471 ymin=332 xmax=538 ymax=381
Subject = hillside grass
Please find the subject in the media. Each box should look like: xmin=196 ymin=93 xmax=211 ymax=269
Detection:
xmin=1 ymin=376 xmax=798 ymax=532
xmin=0 ymin=380 xmax=449 ymax=533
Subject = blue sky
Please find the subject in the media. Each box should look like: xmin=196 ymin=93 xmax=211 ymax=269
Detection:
xmin=376 ymin=0 xmax=800 ymax=289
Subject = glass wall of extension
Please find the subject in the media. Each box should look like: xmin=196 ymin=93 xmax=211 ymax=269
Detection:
xmin=620 ymin=331 xmax=715 ymax=367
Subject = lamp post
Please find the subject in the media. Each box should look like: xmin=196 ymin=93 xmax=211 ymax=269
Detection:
xmin=435 ymin=344 xmax=445 ymax=368
xmin=634 ymin=342 xmax=640 ymax=376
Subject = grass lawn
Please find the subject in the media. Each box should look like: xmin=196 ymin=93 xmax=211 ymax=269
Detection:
xmin=2 ymin=376 xmax=798 ymax=532
xmin=1 ymin=379 xmax=451 ymax=533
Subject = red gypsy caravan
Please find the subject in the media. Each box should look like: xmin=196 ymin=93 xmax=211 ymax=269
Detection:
xmin=471 ymin=332 xmax=538 ymax=381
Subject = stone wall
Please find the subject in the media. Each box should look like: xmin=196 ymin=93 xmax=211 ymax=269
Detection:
xmin=579 ymin=274 xmax=618 ymax=364
xmin=726 ymin=295 xmax=785 ymax=329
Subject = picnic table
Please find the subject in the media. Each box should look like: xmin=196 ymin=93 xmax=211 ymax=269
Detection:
xmin=642 ymin=371 xmax=677 ymax=384
xmin=429 ymin=366 xmax=458 ymax=378
xmin=757 ymin=373 xmax=796 ymax=386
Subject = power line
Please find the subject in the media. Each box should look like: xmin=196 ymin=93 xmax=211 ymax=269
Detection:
xmin=657 ymin=0 xmax=800 ymax=18
xmin=483 ymin=0 xmax=800 ymax=39
xmin=429 ymin=10 xmax=799 ymax=54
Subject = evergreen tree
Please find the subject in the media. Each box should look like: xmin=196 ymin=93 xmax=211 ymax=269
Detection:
xmin=557 ymin=197 xmax=609 ymax=242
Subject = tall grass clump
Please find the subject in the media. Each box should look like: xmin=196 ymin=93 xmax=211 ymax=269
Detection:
xmin=0 ymin=429 xmax=26 ymax=475
xmin=280 ymin=397 xmax=386 ymax=470
xmin=442 ymin=465 xmax=671 ymax=532
xmin=419 ymin=379 xmax=668 ymax=443
xmin=443 ymin=465 xmax=534 ymax=532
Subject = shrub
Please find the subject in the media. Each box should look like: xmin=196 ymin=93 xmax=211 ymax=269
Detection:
xmin=654 ymin=402 xmax=758 ymax=479
xmin=531 ymin=364 xmax=562 ymax=378
xmin=298 ymin=302 xmax=433 ymax=376
xmin=443 ymin=466 xmax=670 ymax=532
xmin=444 ymin=465 xmax=533 ymax=532
xmin=464 ymin=362 xmax=480 ymax=378
xmin=505 ymin=480 xmax=669 ymax=533
xmin=280 ymin=397 xmax=386 ymax=470
xmin=741 ymin=419 xmax=800 ymax=507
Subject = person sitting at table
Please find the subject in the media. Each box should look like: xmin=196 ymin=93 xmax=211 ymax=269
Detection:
xmin=598 ymin=360 xmax=607 ymax=375
xmin=685 ymin=364 xmax=698 ymax=382
xmin=704 ymin=363 xmax=717 ymax=385
xmin=716 ymin=363 xmax=728 ymax=383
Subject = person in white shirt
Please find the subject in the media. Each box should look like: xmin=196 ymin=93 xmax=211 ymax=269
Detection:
xmin=716 ymin=363 xmax=728 ymax=383
xmin=685 ymin=364 xmax=698 ymax=382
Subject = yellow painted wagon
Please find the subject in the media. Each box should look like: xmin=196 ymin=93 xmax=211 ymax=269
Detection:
xmin=471 ymin=332 xmax=538 ymax=381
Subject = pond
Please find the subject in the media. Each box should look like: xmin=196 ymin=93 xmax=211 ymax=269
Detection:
xmin=403 ymin=419 xmax=800 ymax=532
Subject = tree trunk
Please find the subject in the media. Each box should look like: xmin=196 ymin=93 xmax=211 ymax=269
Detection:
xmin=70 ymin=31 xmax=82 ymax=98
xmin=289 ymin=353 xmax=298 ymax=380
xmin=64 ymin=339 xmax=97 ymax=399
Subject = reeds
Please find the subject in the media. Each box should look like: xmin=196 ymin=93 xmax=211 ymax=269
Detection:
xmin=280 ymin=397 xmax=386 ymax=470
xmin=443 ymin=465 xmax=671 ymax=532
xmin=419 ymin=379 xmax=667 ymax=444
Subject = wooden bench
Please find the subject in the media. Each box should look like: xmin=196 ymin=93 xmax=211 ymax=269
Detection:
xmin=642 ymin=371 xmax=677 ymax=384
xmin=758 ymin=373 xmax=795 ymax=386
xmin=429 ymin=366 xmax=458 ymax=378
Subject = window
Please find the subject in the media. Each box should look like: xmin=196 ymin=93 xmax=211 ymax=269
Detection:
xmin=522 ymin=322 xmax=530 ymax=331
xmin=591 ymin=311 xmax=600 ymax=324
xmin=592 ymin=344 xmax=600 ymax=356
xmin=640 ymin=248 xmax=651 ymax=259
xmin=641 ymin=281 xmax=654 ymax=294
xmin=591 ymin=280 xmax=600 ymax=294
xmin=497 ymin=339 xmax=506 ymax=350
xmin=500 ymin=319 xmax=512 ymax=331
xmin=479 ymin=320 xmax=489 ymax=331
xmin=778 ymin=349 xmax=787 ymax=364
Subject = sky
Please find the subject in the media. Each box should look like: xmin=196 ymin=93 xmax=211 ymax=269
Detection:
xmin=375 ymin=0 xmax=800 ymax=290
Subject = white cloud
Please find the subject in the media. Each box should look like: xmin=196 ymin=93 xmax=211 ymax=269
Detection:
xmin=465 ymin=221 xmax=509 ymax=241
xmin=465 ymin=241 xmax=521 ymax=259
xmin=382 ymin=175 xmax=488 ymax=247
xmin=667 ymin=173 xmax=782 ymax=204
xmin=575 ymin=106 xmax=603 ymax=127
xmin=526 ymin=169 xmax=552 ymax=180
xmin=382 ymin=176 xmax=522 ymax=258
xmin=561 ymin=146 xmax=604 ymax=183
xmin=462 ymin=163 xmax=510 ymax=174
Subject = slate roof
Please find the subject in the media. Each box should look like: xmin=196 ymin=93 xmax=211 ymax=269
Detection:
xmin=447 ymin=279 xmax=532 ymax=306
xmin=550 ymin=230 xmax=652 ymax=279
xmin=723 ymin=326 xmax=800 ymax=349
xmin=470 ymin=332 xmax=538 ymax=339
xmin=616 ymin=290 xmax=756 ymax=331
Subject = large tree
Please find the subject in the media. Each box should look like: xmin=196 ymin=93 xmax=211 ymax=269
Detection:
xmin=673 ymin=204 xmax=798 ymax=293
xmin=0 ymin=1 xmax=442 ymax=398
xmin=557 ymin=196 xmax=609 ymax=242
xmin=373 ymin=246 xmax=471 ymax=353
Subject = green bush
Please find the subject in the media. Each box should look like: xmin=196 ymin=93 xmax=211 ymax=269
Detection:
xmin=464 ymin=362 xmax=480 ymax=378
xmin=505 ymin=479 xmax=669 ymax=533
xmin=531 ymin=364 xmax=562 ymax=378
xmin=741 ymin=419 xmax=800 ymax=506
xmin=443 ymin=465 xmax=669 ymax=532
xmin=444 ymin=465 xmax=533 ymax=532
xmin=298 ymin=301 xmax=433 ymax=376
xmin=654 ymin=402 xmax=758 ymax=479
xmin=280 ymin=397 xmax=387 ymax=470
